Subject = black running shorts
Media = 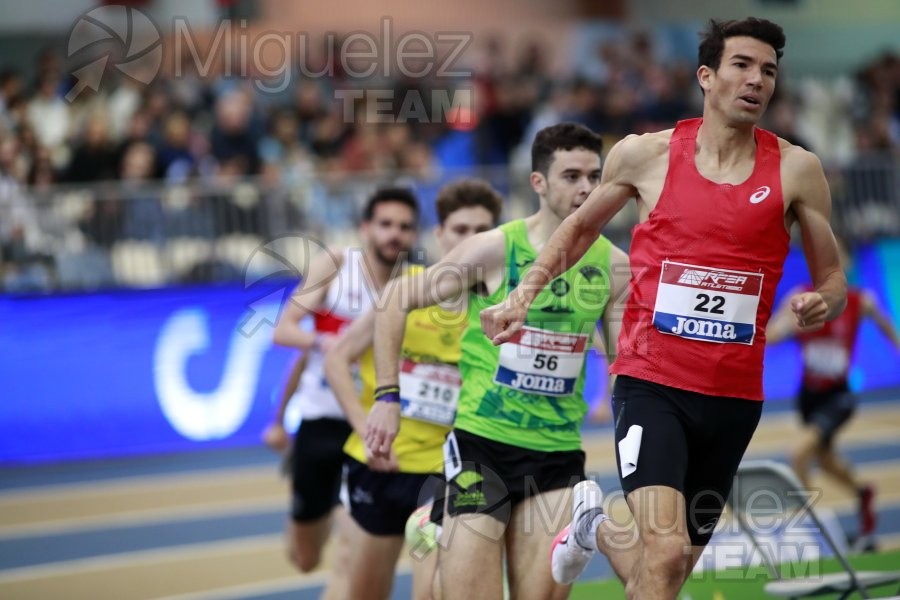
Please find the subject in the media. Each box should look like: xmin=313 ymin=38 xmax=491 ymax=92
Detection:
xmin=345 ymin=458 xmax=442 ymax=536
xmin=612 ymin=375 xmax=763 ymax=546
xmin=442 ymin=428 xmax=586 ymax=525
xmin=290 ymin=417 xmax=352 ymax=522
xmin=798 ymin=384 xmax=857 ymax=447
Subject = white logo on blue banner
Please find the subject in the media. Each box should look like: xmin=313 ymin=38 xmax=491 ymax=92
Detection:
xmin=494 ymin=325 xmax=588 ymax=396
xmin=652 ymin=261 xmax=763 ymax=345
xmin=155 ymin=308 xmax=272 ymax=440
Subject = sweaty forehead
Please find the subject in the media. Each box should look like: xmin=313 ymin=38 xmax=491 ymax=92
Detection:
xmin=723 ymin=36 xmax=777 ymax=63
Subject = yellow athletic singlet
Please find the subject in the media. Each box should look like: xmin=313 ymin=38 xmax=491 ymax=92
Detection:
xmin=344 ymin=303 xmax=466 ymax=473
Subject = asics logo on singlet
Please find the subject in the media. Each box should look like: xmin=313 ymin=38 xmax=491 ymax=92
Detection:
xmin=677 ymin=269 xmax=748 ymax=292
xmin=749 ymin=186 xmax=771 ymax=204
xmin=671 ymin=317 xmax=738 ymax=340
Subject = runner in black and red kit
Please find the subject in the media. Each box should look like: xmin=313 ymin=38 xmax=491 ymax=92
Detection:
xmin=768 ymin=239 xmax=900 ymax=550
xmin=482 ymin=17 xmax=848 ymax=600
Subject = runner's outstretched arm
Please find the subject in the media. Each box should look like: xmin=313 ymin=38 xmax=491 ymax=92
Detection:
xmin=862 ymin=291 xmax=900 ymax=351
xmin=480 ymin=137 xmax=639 ymax=345
xmin=367 ymin=230 xmax=503 ymax=457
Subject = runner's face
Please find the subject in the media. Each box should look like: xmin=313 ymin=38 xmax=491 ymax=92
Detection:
xmin=361 ymin=201 xmax=417 ymax=265
xmin=435 ymin=206 xmax=495 ymax=256
xmin=541 ymin=149 xmax=602 ymax=220
xmin=703 ymin=36 xmax=778 ymax=125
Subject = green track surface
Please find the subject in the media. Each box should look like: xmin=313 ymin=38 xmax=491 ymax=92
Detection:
xmin=570 ymin=549 xmax=900 ymax=599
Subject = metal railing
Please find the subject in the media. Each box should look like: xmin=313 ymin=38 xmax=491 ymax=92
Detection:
xmin=0 ymin=166 xmax=528 ymax=292
xmin=1 ymin=154 xmax=897 ymax=293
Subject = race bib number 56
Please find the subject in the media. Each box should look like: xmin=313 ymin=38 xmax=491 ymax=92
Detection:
xmin=494 ymin=326 xmax=588 ymax=396
xmin=652 ymin=261 xmax=763 ymax=345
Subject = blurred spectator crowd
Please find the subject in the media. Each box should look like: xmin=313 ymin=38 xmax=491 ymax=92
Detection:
xmin=0 ymin=31 xmax=898 ymax=292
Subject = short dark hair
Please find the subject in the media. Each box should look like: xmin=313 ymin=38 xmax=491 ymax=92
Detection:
xmin=531 ymin=122 xmax=604 ymax=175
xmin=698 ymin=18 xmax=785 ymax=72
xmin=435 ymin=178 xmax=503 ymax=226
xmin=363 ymin=186 xmax=419 ymax=222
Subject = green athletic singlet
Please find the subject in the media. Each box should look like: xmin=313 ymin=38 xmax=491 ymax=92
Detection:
xmin=456 ymin=219 xmax=613 ymax=451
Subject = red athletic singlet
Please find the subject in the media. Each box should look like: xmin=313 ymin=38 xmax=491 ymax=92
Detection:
xmin=611 ymin=118 xmax=790 ymax=400
xmin=797 ymin=288 xmax=862 ymax=391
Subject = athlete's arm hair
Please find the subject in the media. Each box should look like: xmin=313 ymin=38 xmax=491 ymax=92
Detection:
xmin=273 ymin=247 xmax=343 ymax=350
xmin=788 ymin=149 xmax=847 ymax=321
xmin=862 ymin=290 xmax=900 ymax=351
xmin=323 ymin=310 xmax=377 ymax=437
xmin=506 ymin=135 xmax=639 ymax=312
xmin=374 ymin=229 xmax=504 ymax=387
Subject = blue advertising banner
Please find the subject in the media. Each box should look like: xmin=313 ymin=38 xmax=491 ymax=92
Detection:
xmin=1 ymin=243 xmax=898 ymax=463
xmin=0 ymin=282 xmax=297 ymax=463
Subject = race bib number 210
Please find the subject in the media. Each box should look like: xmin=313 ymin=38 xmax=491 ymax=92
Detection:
xmin=399 ymin=359 xmax=461 ymax=426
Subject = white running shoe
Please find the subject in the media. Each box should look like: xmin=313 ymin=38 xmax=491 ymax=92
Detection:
xmin=550 ymin=479 xmax=604 ymax=585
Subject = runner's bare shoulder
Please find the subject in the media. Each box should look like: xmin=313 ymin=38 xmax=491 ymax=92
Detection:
xmin=612 ymin=130 xmax=672 ymax=172
xmin=599 ymin=131 xmax=672 ymax=191
xmin=777 ymin=137 xmax=828 ymax=208
xmin=777 ymin=137 xmax=823 ymax=174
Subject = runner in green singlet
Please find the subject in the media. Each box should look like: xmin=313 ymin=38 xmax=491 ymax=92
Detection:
xmin=365 ymin=123 xmax=630 ymax=600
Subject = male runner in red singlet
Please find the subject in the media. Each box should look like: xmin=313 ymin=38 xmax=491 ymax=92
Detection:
xmin=482 ymin=18 xmax=847 ymax=600
xmin=271 ymin=187 xmax=417 ymax=595
xmin=768 ymin=239 xmax=900 ymax=550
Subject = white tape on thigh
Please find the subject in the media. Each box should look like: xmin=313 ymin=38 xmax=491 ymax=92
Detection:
xmin=618 ymin=425 xmax=643 ymax=478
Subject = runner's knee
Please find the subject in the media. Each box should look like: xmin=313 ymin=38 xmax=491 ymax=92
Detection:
xmin=642 ymin=531 xmax=691 ymax=583
xmin=289 ymin=545 xmax=321 ymax=573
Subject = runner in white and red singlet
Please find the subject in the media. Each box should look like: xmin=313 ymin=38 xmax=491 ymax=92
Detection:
xmin=269 ymin=187 xmax=417 ymax=595
xmin=481 ymin=17 xmax=847 ymax=600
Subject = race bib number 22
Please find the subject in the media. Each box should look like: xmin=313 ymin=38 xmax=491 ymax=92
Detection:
xmin=652 ymin=261 xmax=763 ymax=345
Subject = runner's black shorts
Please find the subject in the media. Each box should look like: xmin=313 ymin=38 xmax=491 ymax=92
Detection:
xmin=290 ymin=417 xmax=352 ymax=522
xmin=798 ymin=383 xmax=857 ymax=447
xmin=443 ymin=428 xmax=585 ymax=525
xmin=346 ymin=458 xmax=442 ymax=536
xmin=612 ymin=375 xmax=763 ymax=546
